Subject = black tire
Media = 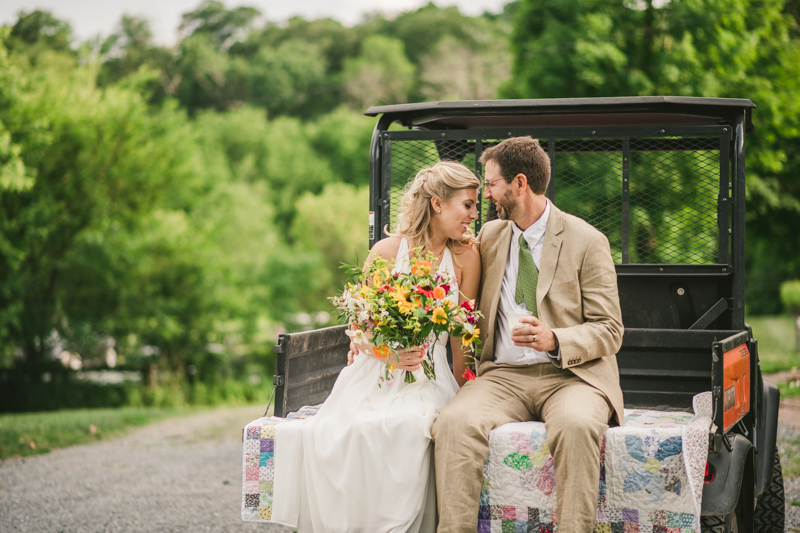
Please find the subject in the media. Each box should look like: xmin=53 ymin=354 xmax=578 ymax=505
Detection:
xmin=753 ymin=449 xmax=786 ymax=533
xmin=701 ymin=512 xmax=738 ymax=533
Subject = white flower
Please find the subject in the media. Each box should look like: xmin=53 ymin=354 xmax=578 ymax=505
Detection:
xmin=345 ymin=329 xmax=367 ymax=343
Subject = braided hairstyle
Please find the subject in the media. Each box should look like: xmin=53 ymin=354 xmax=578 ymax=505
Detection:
xmin=388 ymin=161 xmax=481 ymax=254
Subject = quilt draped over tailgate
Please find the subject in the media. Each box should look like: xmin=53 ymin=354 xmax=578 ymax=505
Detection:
xmin=243 ymin=395 xmax=711 ymax=532
xmin=480 ymin=392 xmax=712 ymax=533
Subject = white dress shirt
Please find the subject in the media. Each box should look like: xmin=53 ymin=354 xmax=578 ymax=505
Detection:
xmin=494 ymin=200 xmax=558 ymax=365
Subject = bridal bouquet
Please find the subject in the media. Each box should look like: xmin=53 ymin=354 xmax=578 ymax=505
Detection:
xmin=329 ymin=249 xmax=482 ymax=384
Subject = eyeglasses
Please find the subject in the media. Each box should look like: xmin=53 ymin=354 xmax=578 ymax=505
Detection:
xmin=484 ymin=177 xmax=508 ymax=189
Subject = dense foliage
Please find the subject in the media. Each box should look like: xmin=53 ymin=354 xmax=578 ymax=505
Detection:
xmin=0 ymin=2 xmax=511 ymax=411
xmin=1 ymin=0 xmax=799 ymax=411
xmin=504 ymin=0 xmax=800 ymax=313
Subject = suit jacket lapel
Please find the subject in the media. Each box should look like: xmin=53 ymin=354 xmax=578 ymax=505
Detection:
xmin=484 ymin=222 xmax=513 ymax=342
xmin=536 ymin=203 xmax=564 ymax=313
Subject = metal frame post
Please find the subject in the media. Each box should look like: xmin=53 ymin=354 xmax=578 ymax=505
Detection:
xmin=369 ymin=115 xmax=394 ymax=249
xmin=622 ymin=138 xmax=631 ymax=264
xmin=731 ymin=112 xmax=747 ymax=329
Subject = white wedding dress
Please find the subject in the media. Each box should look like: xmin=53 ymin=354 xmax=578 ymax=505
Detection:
xmin=271 ymin=238 xmax=461 ymax=533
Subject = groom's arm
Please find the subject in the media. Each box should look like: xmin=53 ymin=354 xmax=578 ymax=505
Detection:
xmin=549 ymin=232 xmax=623 ymax=369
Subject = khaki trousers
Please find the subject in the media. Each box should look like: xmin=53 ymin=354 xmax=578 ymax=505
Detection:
xmin=431 ymin=364 xmax=611 ymax=533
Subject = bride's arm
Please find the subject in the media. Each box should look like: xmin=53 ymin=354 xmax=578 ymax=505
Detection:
xmin=451 ymin=244 xmax=481 ymax=387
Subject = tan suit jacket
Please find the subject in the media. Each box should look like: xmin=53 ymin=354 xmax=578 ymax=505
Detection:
xmin=476 ymin=203 xmax=625 ymax=425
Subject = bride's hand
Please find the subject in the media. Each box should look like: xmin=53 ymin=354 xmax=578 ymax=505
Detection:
xmin=393 ymin=347 xmax=425 ymax=371
xmin=347 ymin=341 xmax=357 ymax=365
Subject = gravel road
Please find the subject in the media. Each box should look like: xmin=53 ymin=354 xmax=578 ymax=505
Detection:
xmin=2 ymin=401 xmax=800 ymax=532
xmin=0 ymin=405 xmax=289 ymax=533
xmin=779 ymin=398 xmax=800 ymax=533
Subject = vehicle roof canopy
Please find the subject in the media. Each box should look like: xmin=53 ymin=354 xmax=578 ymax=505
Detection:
xmin=364 ymin=96 xmax=755 ymax=133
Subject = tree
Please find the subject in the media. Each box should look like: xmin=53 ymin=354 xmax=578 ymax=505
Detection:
xmin=289 ymin=183 xmax=370 ymax=316
xmin=341 ymin=35 xmax=415 ymax=110
xmin=419 ymin=36 xmax=511 ymax=101
xmin=0 ymin=34 xmax=195 ymax=373
xmin=306 ymin=107 xmax=375 ymax=186
xmin=6 ymin=9 xmax=73 ymax=58
xmin=179 ymin=0 xmax=260 ymax=51
xmin=246 ymin=39 xmax=328 ymax=117
xmin=97 ymin=16 xmax=174 ymax=103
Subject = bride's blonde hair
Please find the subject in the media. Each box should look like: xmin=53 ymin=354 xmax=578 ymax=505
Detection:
xmin=388 ymin=161 xmax=481 ymax=254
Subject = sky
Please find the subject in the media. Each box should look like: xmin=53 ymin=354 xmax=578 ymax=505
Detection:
xmin=0 ymin=0 xmax=509 ymax=45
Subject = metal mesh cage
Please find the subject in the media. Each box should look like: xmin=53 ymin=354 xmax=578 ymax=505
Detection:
xmin=383 ymin=133 xmax=726 ymax=265
xmin=554 ymin=139 xmax=624 ymax=263
xmin=628 ymin=137 xmax=721 ymax=264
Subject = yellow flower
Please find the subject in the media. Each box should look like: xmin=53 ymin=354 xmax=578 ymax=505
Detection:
xmin=462 ymin=328 xmax=480 ymax=346
xmin=431 ymin=307 xmax=447 ymax=324
xmin=388 ymin=364 xmax=396 ymax=373
xmin=359 ymin=286 xmax=373 ymax=298
xmin=391 ymin=286 xmax=417 ymax=314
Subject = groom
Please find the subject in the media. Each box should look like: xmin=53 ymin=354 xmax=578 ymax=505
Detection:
xmin=431 ymin=137 xmax=624 ymax=533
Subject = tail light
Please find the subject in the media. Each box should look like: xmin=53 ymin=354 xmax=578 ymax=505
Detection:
xmin=704 ymin=461 xmax=716 ymax=483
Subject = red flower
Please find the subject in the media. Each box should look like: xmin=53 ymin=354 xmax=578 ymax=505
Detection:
xmin=462 ymin=368 xmax=476 ymax=381
xmin=460 ymin=300 xmax=474 ymax=312
xmin=414 ymin=285 xmax=434 ymax=298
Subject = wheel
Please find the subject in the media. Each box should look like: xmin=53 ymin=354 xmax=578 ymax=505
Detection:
xmin=701 ymin=512 xmax=738 ymax=533
xmin=753 ymin=449 xmax=786 ymax=532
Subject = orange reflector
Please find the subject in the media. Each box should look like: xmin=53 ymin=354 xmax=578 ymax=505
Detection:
xmin=723 ymin=342 xmax=750 ymax=432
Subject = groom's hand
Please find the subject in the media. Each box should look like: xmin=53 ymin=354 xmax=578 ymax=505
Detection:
xmin=511 ymin=316 xmax=557 ymax=352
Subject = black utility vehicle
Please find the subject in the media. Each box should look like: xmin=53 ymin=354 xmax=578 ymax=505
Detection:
xmin=271 ymin=97 xmax=783 ymax=532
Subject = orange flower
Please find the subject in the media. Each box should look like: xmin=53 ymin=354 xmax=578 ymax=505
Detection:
xmin=374 ymin=345 xmax=390 ymax=358
xmin=462 ymin=368 xmax=476 ymax=381
xmin=432 ymin=286 xmax=447 ymax=300
xmin=411 ymin=260 xmax=433 ymax=275
xmin=431 ymin=307 xmax=447 ymax=325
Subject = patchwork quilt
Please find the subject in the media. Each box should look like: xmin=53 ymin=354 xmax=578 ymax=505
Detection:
xmin=241 ymin=406 xmax=320 ymax=524
xmin=242 ymin=395 xmax=712 ymax=532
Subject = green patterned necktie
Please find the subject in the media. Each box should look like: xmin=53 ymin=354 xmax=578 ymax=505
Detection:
xmin=515 ymin=233 xmax=538 ymax=316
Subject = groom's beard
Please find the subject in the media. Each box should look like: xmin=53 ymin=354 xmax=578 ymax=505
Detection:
xmin=495 ymin=192 xmax=517 ymax=221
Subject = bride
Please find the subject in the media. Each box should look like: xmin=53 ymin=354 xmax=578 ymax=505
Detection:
xmin=271 ymin=161 xmax=482 ymax=533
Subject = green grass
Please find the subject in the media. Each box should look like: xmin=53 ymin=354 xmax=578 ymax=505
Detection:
xmin=0 ymin=406 xmax=196 ymax=461
xmin=779 ymin=435 xmax=800 ymax=478
xmin=747 ymin=315 xmax=800 ymax=374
